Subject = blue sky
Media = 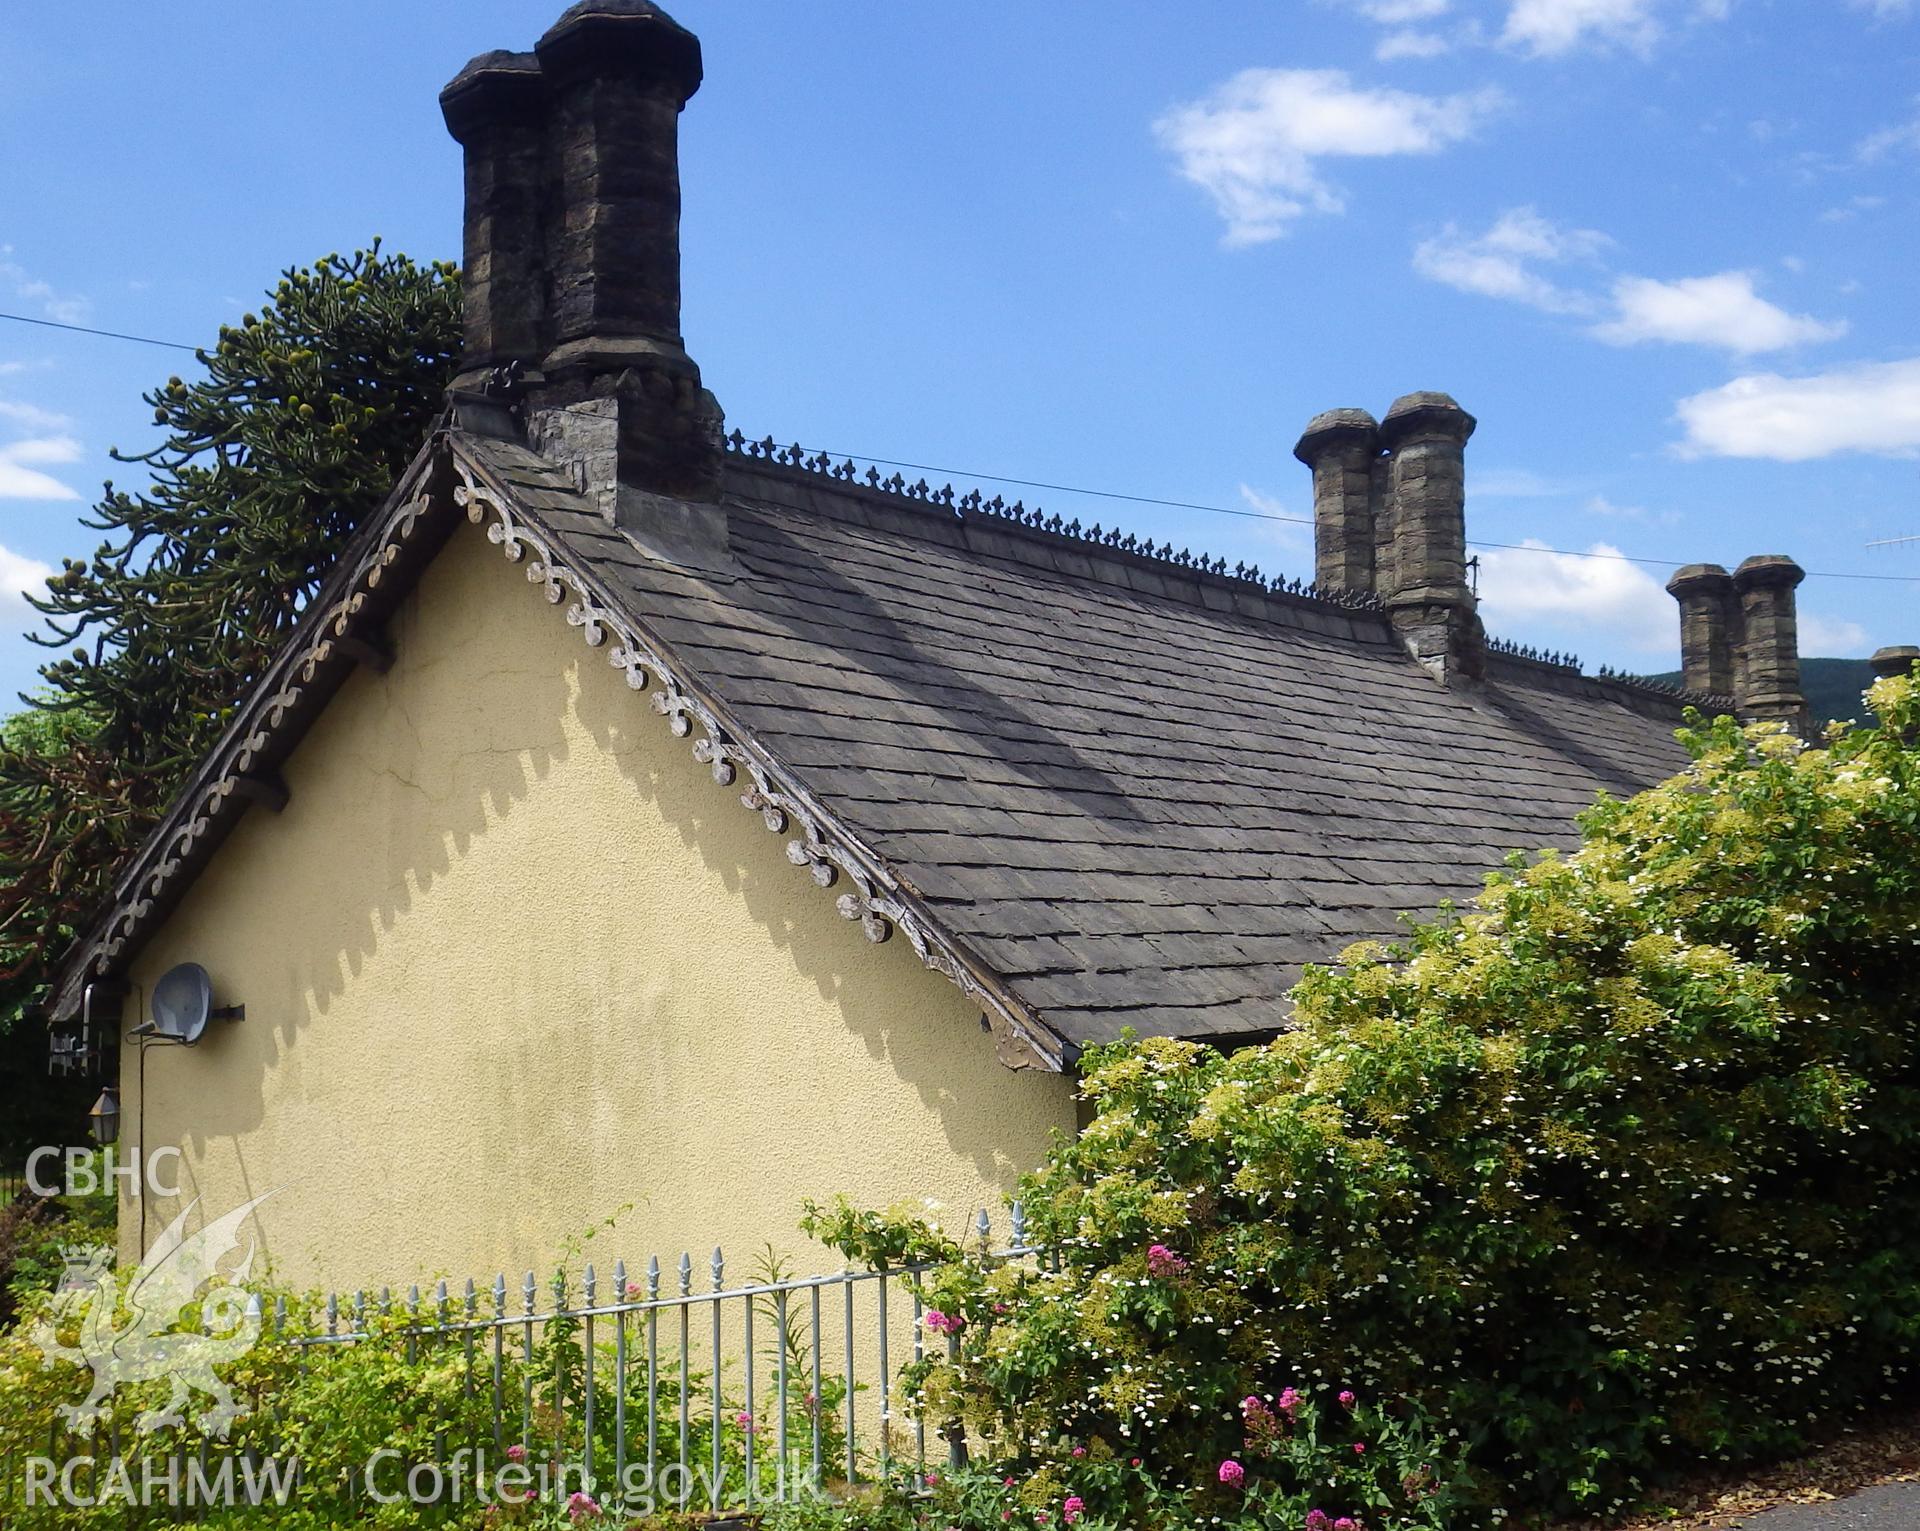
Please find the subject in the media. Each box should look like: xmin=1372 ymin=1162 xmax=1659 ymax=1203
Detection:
xmin=1 ymin=0 xmax=1916 ymax=707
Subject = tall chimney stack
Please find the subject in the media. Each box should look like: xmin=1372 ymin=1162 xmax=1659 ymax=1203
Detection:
xmin=1664 ymin=563 xmax=1738 ymax=699
xmin=441 ymin=1 xmax=727 ymax=562
xmin=1872 ymin=645 xmax=1920 ymax=681
xmin=534 ymin=2 xmax=701 ymax=377
xmin=1731 ymin=554 xmax=1808 ymax=731
xmin=1378 ymin=391 xmax=1482 ymax=685
xmin=1293 ymin=408 xmax=1381 ymax=594
xmin=441 ymin=52 xmax=549 ymax=384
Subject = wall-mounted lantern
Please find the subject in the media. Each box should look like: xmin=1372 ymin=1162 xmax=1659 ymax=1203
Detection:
xmin=88 ymin=1085 xmax=120 ymax=1146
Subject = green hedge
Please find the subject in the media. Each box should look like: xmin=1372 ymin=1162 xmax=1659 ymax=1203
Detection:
xmin=808 ymin=669 xmax=1920 ymax=1527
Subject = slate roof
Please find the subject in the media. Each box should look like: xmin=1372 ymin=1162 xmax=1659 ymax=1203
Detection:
xmin=462 ymin=430 xmax=1692 ymax=1051
xmin=47 ymin=421 xmax=1698 ymax=1064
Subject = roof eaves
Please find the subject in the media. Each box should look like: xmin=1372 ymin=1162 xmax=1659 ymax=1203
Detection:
xmin=45 ymin=431 xmax=460 ymax=1025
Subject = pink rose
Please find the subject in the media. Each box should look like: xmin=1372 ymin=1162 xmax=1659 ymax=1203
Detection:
xmin=1353 ymin=1442 xmax=1366 ymax=1455
xmin=504 ymin=1443 xmax=527 ymax=1463
xmin=1063 ymin=1495 xmax=1086 ymax=1524
xmin=1338 ymin=1389 xmax=1356 ymax=1409
xmin=1218 ymin=1459 xmax=1245 ymax=1487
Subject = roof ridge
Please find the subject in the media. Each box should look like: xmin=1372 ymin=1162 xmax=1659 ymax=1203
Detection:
xmin=723 ymin=433 xmax=1740 ymax=721
xmin=1591 ymin=664 xmax=1736 ymax=715
xmin=723 ymin=431 xmax=1388 ymax=617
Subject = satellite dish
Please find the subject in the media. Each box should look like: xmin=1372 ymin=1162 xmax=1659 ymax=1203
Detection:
xmin=150 ymin=962 xmax=214 ymax=1044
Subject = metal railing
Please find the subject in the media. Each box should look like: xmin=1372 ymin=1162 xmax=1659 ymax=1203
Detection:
xmin=275 ymin=1203 xmax=1037 ymax=1515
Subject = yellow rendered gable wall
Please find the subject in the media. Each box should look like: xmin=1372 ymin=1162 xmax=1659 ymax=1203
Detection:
xmin=119 ymin=519 xmax=1077 ymax=1292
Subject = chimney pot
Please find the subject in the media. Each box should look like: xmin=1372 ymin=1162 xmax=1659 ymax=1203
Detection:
xmin=1664 ymin=562 xmax=1737 ymax=701
xmin=1293 ymin=408 xmax=1380 ymax=594
xmin=1731 ymin=553 xmax=1808 ymax=731
xmin=1378 ymin=391 xmax=1477 ymax=450
xmin=445 ymin=0 xmax=726 ymax=553
xmin=1377 ymin=391 xmax=1481 ymax=685
xmin=441 ymin=51 xmax=549 ymax=385
xmin=534 ymin=0 xmax=703 ymax=361
xmin=536 ymin=1 xmax=703 ymax=98
xmin=1871 ymin=644 xmax=1920 ymax=680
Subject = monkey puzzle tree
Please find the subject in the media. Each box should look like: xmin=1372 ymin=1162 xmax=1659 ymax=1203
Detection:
xmin=0 ymin=243 xmax=460 ymax=1038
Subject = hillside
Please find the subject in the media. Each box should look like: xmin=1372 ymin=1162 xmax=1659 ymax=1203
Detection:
xmin=1646 ymin=658 xmax=1880 ymax=725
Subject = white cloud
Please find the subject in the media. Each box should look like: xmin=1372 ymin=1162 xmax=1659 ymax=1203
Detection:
xmin=0 ymin=434 xmax=82 ymax=500
xmin=1821 ymin=194 xmax=1889 ymax=223
xmin=1376 ymin=29 xmax=1454 ymax=58
xmin=1850 ymin=0 xmax=1914 ymax=18
xmin=1477 ymin=538 xmax=1674 ymax=652
xmin=1500 ymin=0 xmax=1662 ymax=55
xmin=1592 ymin=271 xmax=1845 ymax=354
xmin=0 ymin=399 xmax=73 ymax=432
xmin=1155 ymin=69 xmax=1502 ymax=245
xmin=1347 ymin=0 xmax=1452 ymax=18
xmin=0 ymin=247 xmax=89 ymax=326
xmin=1800 ymin=612 xmax=1870 ymax=654
xmin=0 ymin=543 xmax=54 ymax=607
xmin=1238 ymin=483 xmax=1310 ymax=550
xmin=1472 ymin=466 xmax=1576 ymax=497
xmin=1582 ymin=493 xmax=1649 ymax=519
xmin=1412 ymin=207 xmax=1608 ymax=313
xmin=1674 ymin=357 xmax=1920 ymax=460
xmin=1858 ymin=106 xmax=1920 ymax=161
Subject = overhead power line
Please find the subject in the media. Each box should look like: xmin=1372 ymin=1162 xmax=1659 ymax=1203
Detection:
xmin=0 ymin=309 xmax=197 ymax=353
xmin=5 ymin=308 xmax=1913 ymax=586
xmin=823 ymin=450 xmax=1919 ymax=587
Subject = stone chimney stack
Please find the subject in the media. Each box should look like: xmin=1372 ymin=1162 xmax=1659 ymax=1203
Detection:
xmin=1872 ymin=645 xmax=1920 ymax=680
xmin=1664 ymin=563 xmax=1738 ymax=699
xmin=534 ymin=2 xmax=701 ymax=381
xmin=1377 ymin=391 xmax=1483 ymax=685
xmin=440 ymin=1 xmax=727 ymax=559
xmin=1292 ymin=408 xmax=1381 ymax=594
xmin=1731 ymin=554 xmax=1808 ymax=729
xmin=441 ymin=52 xmax=549 ymax=382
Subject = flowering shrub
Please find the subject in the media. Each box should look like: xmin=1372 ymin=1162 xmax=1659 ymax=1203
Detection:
xmin=816 ymin=672 xmax=1920 ymax=1525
